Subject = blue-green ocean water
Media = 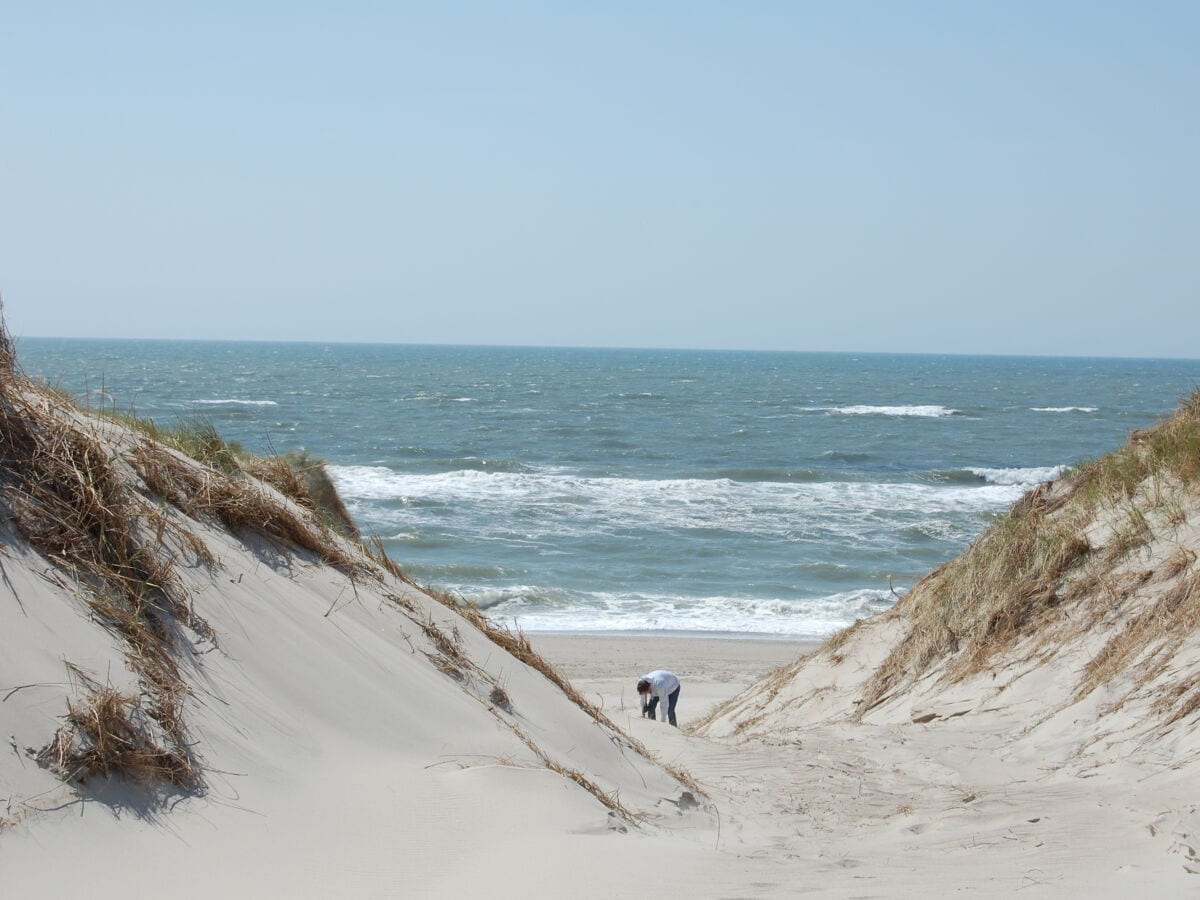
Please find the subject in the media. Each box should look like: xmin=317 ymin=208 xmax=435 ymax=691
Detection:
xmin=19 ymin=339 xmax=1200 ymax=636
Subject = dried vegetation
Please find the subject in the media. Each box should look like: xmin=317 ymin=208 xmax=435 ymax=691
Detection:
xmin=38 ymin=666 xmax=197 ymax=787
xmin=130 ymin=442 xmax=366 ymax=575
xmin=1 ymin=311 xmax=697 ymax=811
xmin=417 ymin=584 xmax=704 ymax=795
xmin=506 ymin=720 xmax=642 ymax=824
xmin=0 ymin=316 xmax=368 ymax=793
xmin=0 ymin=330 xmax=205 ymax=791
xmin=846 ymin=391 xmax=1200 ymax=723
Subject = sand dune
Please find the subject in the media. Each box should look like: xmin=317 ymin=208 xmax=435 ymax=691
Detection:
xmin=4 ymin=320 xmax=1200 ymax=896
xmin=0 ymin=336 xmax=714 ymax=897
xmin=689 ymin=393 xmax=1200 ymax=894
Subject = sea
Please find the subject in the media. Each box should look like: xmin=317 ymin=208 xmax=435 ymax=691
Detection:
xmin=18 ymin=339 xmax=1200 ymax=638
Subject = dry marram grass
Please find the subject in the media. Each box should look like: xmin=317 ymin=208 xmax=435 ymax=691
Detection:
xmin=131 ymin=442 xmax=365 ymax=576
xmin=843 ymin=391 xmax=1200 ymax=720
xmin=418 ymin=585 xmax=705 ymax=794
xmin=0 ymin=357 xmax=206 ymax=790
xmin=0 ymin=312 xmax=700 ymax=812
xmin=505 ymin=721 xmax=643 ymax=825
xmin=38 ymin=667 xmax=198 ymax=788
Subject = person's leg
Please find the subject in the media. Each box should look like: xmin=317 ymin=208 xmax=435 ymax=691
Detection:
xmin=666 ymin=686 xmax=680 ymax=727
xmin=646 ymin=695 xmax=659 ymax=720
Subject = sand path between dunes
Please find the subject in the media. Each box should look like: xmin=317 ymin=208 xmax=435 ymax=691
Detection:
xmin=531 ymin=633 xmax=1200 ymax=897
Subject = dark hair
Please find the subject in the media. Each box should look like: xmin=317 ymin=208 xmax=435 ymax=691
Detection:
xmin=636 ymin=679 xmax=650 ymax=693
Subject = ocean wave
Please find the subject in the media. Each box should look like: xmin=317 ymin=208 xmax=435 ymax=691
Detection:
xmin=804 ymin=405 xmax=961 ymax=418
xmin=448 ymin=457 xmax=536 ymax=474
xmin=1031 ymin=406 xmax=1098 ymax=413
xmin=901 ymin=519 xmax=963 ymax=542
xmin=714 ymin=467 xmax=825 ymax=483
xmin=967 ymin=465 xmax=1066 ymax=486
xmin=401 ymin=393 xmax=477 ymax=403
xmin=330 ymin=465 xmax=1026 ymax=542
xmin=403 ymin=563 xmax=513 ymax=580
xmin=929 ymin=466 xmax=1064 ymax=487
xmin=376 ymin=532 xmax=455 ymax=549
xmin=195 ymin=399 xmax=278 ymax=406
xmin=444 ymin=585 xmax=898 ymax=637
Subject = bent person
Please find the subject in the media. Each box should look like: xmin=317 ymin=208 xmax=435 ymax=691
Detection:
xmin=637 ymin=670 xmax=681 ymax=727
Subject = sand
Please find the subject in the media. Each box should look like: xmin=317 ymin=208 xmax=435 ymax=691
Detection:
xmin=528 ymin=632 xmax=1200 ymax=897
xmin=4 ymin=366 xmax=1199 ymax=898
xmin=5 ymin=580 xmax=1196 ymax=898
xmin=528 ymin=632 xmax=817 ymax=724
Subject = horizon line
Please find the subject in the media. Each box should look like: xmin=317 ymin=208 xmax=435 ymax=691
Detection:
xmin=15 ymin=333 xmax=1200 ymax=365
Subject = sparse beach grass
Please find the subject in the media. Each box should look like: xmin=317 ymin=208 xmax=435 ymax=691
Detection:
xmin=851 ymin=391 xmax=1200 ymax=717
xmin=0 ymin=329 xmax=698 ymax=812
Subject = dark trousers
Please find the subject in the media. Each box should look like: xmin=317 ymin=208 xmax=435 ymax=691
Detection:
xmin=647 ymin=686 xmax=680 ymax=726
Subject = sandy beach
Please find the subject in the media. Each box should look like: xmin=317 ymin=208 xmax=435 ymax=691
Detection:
xmin=4 ymin=0 xmax=1199 ymax=892
xmin=3 ymin=329 xmax=1200 ymax=898
xmin=529 ymin=632 xmax=817 ymax=726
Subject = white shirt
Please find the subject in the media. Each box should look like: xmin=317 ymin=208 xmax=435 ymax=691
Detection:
xmin=640 ymin=670 xmax=680 ymax=716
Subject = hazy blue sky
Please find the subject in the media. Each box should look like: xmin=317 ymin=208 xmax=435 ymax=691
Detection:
xmin=2 ymin=3 xmax=1197 ymax=356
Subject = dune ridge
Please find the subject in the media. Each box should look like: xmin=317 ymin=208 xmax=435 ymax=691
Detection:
xmin=687 ymin=392 xmax=1200 ymax=892
xmin=0 ymin=322 xmax=714 ymax=896
xmin=5 ymin=311 xmax=1200 ymax=895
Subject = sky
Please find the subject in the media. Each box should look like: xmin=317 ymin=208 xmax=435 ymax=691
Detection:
xmin=1 ymin=2 xmax=1197 ymax=357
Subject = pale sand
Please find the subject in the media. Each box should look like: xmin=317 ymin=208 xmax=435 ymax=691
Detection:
xmin=529 ymin=632 xmax=818 ymax=726
xmin=530 ymin=631 xmax=1200 ymax=897
xmin=5 ymin=385 xmax=1198 ymax=897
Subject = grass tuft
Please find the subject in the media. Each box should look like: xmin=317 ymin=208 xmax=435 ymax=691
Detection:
xmin=131 ymin=442 xmax=366 ymax=575
xmin=854 ymin=391 xmax=1200 ymax=716
xmin=1076 ymin=571 xmax=1200 ymax=703
xmin=241 ymin=450 xmax=359 ymax=539
xmin=489 ymin=684 xmax=512 ymax=711
xmin=38 ymin=667 xmax=198 ymax=788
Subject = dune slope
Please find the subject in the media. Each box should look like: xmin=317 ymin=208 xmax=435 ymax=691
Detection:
xmin=0 ymin=334 xmax=708 ymax=896
xmin=691 ymin=394 xmax=1200 ymax=891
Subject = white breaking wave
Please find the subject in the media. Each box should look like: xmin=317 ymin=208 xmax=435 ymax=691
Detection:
xmin=330 ymin=465 xmax=1025 ymax=543
xmin=1031 ymin=406 xmax=1098 ymax=413
xmin=968 ymin=465 xmax=1066 ymax=486
xmin=805 ymin=405 xmax=960 ymax=418
xmin=452 ymin=585 xmax=897 ymax=637
xmin=195 ymin=399 xmax=278 ymax=406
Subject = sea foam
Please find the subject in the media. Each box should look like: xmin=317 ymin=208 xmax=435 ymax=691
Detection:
xmin=805 ymin=405 xmax=961 ymax=417
xmin=330 ymin=465 xmax=1028 ymax=544
xmin=456 ymin=585 xmax=897 ymax=637
xmin=195 ymin=399 xmax=278 ymax=406
xmin=968 ymin=465 xmax=1067 ymax=486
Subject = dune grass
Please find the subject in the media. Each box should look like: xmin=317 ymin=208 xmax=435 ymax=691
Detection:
xmin=130 ymin=442 xmax=366 ymax=576
xmin=240 ymin=449 xmax=360 ymax=539
xmin=0 ymin=316 xmax=365 ymax=791
xmin=415 ymin=584 xmax=705 ymax=795
xmin=849 ymin=391 xmax=1200 ymax=718
xmin=0 ymin=332 xmax=204 ymax=790
xmin=1075 ymin=571 xmax=1200 ymax=704
xmin=39 ymin=666 xmax=197 ymax=788
xmin=101 ymin=406 xmax=359 ymax=541
xmin=1 ymin=312 xmax=699 ymax=807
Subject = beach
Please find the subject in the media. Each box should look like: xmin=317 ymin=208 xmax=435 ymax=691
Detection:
xmin=4 ymin=336 xmax=1200 ymax=898
xmin=5 ymin=3 xmax=1199 ymax=893
xmin=529 ymin=632 xmax=818 ymax=725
